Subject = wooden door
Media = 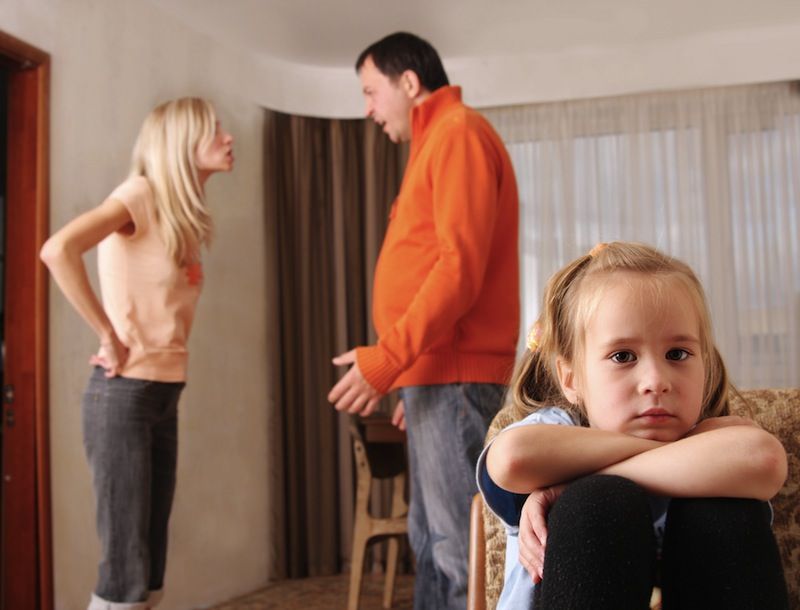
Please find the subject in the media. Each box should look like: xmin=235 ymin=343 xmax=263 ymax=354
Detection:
xmin=0 ymin=30 xmax=51 ymax=610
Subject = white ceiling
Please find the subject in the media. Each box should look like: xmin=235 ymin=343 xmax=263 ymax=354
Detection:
xmin=145 ymin=0 xmax=800 ymax=117
xmin=150 ymin=0 xmax=800 ymax=68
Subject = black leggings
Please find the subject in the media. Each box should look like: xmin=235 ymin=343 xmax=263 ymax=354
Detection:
xmin=532 ymin=475 xmax=789 ymax=610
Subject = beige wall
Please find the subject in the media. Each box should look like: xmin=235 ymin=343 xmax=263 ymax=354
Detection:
xmin=1 ymin=1 xmax=274 ymax=609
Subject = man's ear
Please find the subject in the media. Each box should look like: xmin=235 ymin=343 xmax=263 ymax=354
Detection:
xmin=556 ymin=357 xmax=580 ymax=404
xmin=400 ymin=69 xmax=422 ymax=99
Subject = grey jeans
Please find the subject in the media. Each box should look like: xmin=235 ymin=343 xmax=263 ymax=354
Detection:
xmin=82 ymin=367 xmax=184 ymax=607
xmin=402 ymin=383 xmax=506 ymax=610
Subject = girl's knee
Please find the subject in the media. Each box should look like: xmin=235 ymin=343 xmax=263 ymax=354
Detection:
xmin=668 ymin=497 xmax=771 ymax=533
xmin=550 ymin=474 xmax=650 ymax=532
xmin=662 ymin=498 xmax=788 ymax=607
xmin=559 ymin=474 xmax=646 ymax=509
xmin=540 ymin=475 xmax=657 ymax=605
xmin=664 ymin=497 xmax=778 ymax=564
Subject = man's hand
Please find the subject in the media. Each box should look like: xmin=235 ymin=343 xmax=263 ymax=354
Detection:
xmin=328 ymin=349 xmax=383 ymax=416
xmin=518 ymin=484 xmax=565 ymax=584
xmin=391 ymin=399 xmax=406 ymax=431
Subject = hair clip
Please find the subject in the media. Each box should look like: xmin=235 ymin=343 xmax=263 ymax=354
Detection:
xmin=526 ymin=322 xmax=542 ymax=351
xmin=589 ymin=242 xmax=608 ymax=258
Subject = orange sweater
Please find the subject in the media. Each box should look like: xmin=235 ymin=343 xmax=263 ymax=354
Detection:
xmin=357 ymin=86 xmax=520 ymax=393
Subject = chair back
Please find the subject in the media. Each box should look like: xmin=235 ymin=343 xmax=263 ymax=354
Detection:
xmin=349 ymin=417 xmax=406 ymax=480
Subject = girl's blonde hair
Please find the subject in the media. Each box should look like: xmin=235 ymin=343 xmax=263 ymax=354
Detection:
xmin=512 ymin=241 xmax=736 ymax=424
xmin=130 ymin=97 xmax=217 ymax=266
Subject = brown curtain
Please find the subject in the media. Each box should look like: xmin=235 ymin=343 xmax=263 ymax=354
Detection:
xmin=263 ymin=109 xmax=408 ymax=578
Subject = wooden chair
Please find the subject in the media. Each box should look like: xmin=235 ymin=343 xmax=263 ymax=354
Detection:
xmin=468 ymin=493 xmax=487 ymax=610
xmin=347 ymin=418 xmax=409 ymax=610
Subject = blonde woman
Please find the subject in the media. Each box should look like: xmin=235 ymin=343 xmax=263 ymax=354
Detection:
xmin=41 ymin=98 xmax=234 ymax=610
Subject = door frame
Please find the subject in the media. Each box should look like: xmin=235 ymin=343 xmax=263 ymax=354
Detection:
xmin=0 ymin=29 xmax=51 ymax=610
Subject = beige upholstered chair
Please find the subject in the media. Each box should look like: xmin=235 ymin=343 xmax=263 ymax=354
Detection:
xmin=347 ymin=419 xmax=408 ymax=610
xmin=468 ymin=388 xmax=800 ymax=610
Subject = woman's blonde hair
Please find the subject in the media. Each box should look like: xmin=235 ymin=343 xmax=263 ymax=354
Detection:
xmin=130 ymin=97 xmax=217 ymax=266
xmin=512 ymin=241 xmax=737 ymax=425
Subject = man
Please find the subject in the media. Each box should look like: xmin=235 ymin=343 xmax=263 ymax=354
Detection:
xmin=328 ymin=32 xmax=519 ymax=609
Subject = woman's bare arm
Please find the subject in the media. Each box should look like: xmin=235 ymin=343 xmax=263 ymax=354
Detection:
xmin=40 ymin=197 xmax=133 ymax=374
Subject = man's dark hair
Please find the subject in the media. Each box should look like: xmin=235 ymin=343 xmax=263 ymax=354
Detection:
xmin=355 ymin=32 xmax=449 ymax=92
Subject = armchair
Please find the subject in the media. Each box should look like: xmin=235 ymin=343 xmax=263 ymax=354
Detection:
xmin=468 ymin=388 xmax=800 ymax=609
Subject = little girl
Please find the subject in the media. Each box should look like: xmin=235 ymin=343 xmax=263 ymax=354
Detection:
xmin=477 ymin=242 xmax=789 ymax=609
xmin=41 ymin=98 xmax=233 ymax=610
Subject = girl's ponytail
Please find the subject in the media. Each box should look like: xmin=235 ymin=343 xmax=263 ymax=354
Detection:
xmin=510 ymin=254 xmax=594 ymax=422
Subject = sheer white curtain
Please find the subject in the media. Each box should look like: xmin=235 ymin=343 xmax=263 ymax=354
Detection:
xmin=482 ymin=81 xmax=800 ymax=389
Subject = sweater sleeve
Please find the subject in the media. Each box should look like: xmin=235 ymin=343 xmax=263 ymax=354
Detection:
xmin=358 ymin=120 xmax=503 ymax=393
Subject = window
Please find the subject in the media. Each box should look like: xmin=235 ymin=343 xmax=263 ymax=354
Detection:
xmin=484 ymin=82 xmax=800 ymax=387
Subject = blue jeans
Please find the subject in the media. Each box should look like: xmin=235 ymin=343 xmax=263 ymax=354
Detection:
xmin=402 ymin=383 xmax=506 ymax=610
xmin=82 ymin=367 xmax=184 ymax=609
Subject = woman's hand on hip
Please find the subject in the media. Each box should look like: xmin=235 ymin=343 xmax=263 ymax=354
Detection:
xmin=89 ymin=334 xmax=129 ymax=378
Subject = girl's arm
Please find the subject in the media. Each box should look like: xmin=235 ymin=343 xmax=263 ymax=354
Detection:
xmin=486 ymin=424 xmax=665 ymax=493
xmin=40 ymin=197 xmax=133 ymax=374
xmin=488 ymin=419 xmax=787 ymax=501
xmin=600 ymin=422 xmax=787 ymax=500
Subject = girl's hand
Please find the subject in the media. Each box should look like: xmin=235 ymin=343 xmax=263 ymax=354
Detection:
xmin=518 ymin=484 xmax=565 ymax=583
xmin=89 ymin=334 xmax=129 ymax=378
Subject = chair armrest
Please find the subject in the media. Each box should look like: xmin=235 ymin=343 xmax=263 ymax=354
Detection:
xmin=468 ymin=493 xmax=487 ymax=610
